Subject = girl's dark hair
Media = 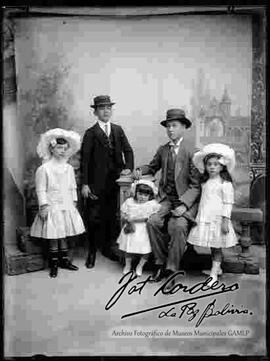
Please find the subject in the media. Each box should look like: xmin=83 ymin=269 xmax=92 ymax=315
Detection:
xmin=56 ymin=137 xmax=68 ymax=145
xmin=200 ymin=153 xmax=233 ymax=183
xmin=134 ymin=183 xmax=154 ymax=201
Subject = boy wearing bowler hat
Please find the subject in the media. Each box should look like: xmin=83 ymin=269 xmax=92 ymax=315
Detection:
xmin=81 ymin=95 xmax=134 ymax=268
xmin=135 ymin=109 xmax=200 ymax=290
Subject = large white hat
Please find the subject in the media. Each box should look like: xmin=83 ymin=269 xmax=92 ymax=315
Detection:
xmin=130 ymin=179 xmax=158 ymax=197
xmin=193 ymin=143 xmax=236 ymax=174
xmin=36 ymin=128 xmax=81 ymax=161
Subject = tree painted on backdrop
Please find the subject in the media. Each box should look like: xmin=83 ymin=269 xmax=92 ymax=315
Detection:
xmin=20 ymin=63 xmax=78 ymax=225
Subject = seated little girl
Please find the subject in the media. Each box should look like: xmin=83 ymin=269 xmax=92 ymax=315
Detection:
xmin=117 ymin=179 xmax=160 ymax=277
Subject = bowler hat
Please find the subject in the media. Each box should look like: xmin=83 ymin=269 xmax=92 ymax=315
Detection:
xmin=160 ymin=109 xmax=192 ymax=128
xmin=91 ymin=95 xmax=115 ymax=108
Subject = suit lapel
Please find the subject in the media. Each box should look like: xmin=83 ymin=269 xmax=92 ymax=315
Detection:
xmin=175 ymin=139 xmax=185 ymax=179
xmin=110 ymin=123 xmax=117 ymax=142
xmin=94 ymin=122 xmax=110 ymax=148
xmin=162 ymin=144 xmax=170 ymax=184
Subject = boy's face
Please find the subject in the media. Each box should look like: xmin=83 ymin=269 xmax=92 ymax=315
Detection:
xmin=166 ymin=120 xmax=186 ymax=141
xmin=94 ymin=105 xmax=112 ymax=123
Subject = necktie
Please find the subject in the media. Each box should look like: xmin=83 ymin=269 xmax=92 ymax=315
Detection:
xmin=105 ymin=124 xmax=109 ymax=137
xmin=170 ymin=144 xmax=177 ymax=162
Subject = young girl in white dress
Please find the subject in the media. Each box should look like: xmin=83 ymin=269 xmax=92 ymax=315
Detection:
xmin=117 ymin=179 xmax=161 ymax=277
xmin=30 ymin=128 xmax=85 ymax=278
xmin=187 ymin=143 xmax=238 ymax=285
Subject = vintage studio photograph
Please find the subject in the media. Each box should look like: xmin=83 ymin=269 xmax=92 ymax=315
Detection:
xmin=2 ymin=5 xmax=267 ymax=357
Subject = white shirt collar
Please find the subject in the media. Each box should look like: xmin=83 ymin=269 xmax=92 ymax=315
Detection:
xmin=169 ymin=137 xmax=183 ymax=148
xmin=97 ymin=120 xmax=111 ymax=135
xmin=169 ymin=137 xmax=183 ymax=153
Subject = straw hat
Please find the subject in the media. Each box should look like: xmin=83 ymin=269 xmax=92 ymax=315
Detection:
xmin=90 ymin=95 xmax=115 ymax=108
xmin=193 ymin=143 xmax=236 ymax=174
xmin=36 ymin=128 xmax=81 ymax=161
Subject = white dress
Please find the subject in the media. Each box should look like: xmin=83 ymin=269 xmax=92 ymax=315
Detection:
xmin=187 ymin=177 xmax=238 ymax=248
xmin=117 ymin=198 xmax=161 ymax=254
xmin=30 ymin=159 xmax=85 ymax=240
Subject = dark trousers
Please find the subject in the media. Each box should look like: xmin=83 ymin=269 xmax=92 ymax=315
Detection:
xmin=146 ymin=197 xmax=191 ymax=272
xmin=84 ymin=184 xmax=120 ymax=256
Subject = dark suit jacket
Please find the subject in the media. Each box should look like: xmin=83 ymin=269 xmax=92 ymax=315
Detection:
xmin=140 ymin=138 xmax=201 ymax=219
xmin=81 ymin=122 xmax=134 ymax=195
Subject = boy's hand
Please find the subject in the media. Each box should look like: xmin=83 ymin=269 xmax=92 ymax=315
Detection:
xmin=148 ymin=213 xmax=164 ymax=227
xmin=81 ymin=184 xmax=98 ymax=200
xmin=221 ymin=217 xmax=229 ymax=234
xmin=73 ymin=201 xmax=78 ymax=208
xmin=120 ymin=169 xmax=132 ymax=176
xmin=39 ymin=205 xmax=49 ymax=220
xmin=171 ymin=205 xmax=187 ymax=217
xmin=133 ymin=168 xmax=142 ymax=180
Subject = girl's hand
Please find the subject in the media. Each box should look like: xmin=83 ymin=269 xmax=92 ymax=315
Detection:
xmin=39 ymin=205 xmax=49 ymax=220
xmin=123 ymin=221 xmax=135 ymax=234
xmin=125 ymin=215 xmax=133 ymax=223
xmin=221 ymin=217 xmax=229 ymax=234
xmin=73 ymin=201 xmax=78 ymax=208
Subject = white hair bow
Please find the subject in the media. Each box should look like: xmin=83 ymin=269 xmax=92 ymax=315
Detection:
xmin=50 ymin=138 xmax=57 ymax=147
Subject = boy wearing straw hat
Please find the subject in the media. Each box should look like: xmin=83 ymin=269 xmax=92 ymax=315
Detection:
xmin=81 ymin=95 xmax=134 ymax=268
xmin=135 ymin=109 xmax=200 ymax=288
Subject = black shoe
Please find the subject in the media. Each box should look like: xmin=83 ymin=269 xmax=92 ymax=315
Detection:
xmin=102 ymin=251 xmax=119 ymax=262
xmin=49 ymin=260 xmax=58 ymax=278
xmin=150 ymin=266 xmax=166 ymax=283
xmin=163 ymin=270 xmax=185 ymax=292
xmin=163 ymin=277 xmax=176 ymax=292
xmin=185 ymin=243 xmax=197 ymax=256
xmin=59 ymin=257 xmax=79 ymax=271
xmin=85 ymin=253 xmax=96 ymax=269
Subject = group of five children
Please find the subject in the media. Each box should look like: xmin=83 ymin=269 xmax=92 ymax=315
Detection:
xmin=30 ymin=95 xmax=237 ymax=288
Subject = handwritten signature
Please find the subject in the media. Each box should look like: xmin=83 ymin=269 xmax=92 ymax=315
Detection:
xmin=158 ymin=299 xmax=252 ymax=327
xmin=105 ymin=271 xmax=252 ymax=326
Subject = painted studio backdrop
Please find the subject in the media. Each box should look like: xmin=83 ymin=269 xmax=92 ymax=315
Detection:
xmin=3 ymin=8 xmax=266 ymax=357
xmin=13 ymin=15 xmax=253 ymax=214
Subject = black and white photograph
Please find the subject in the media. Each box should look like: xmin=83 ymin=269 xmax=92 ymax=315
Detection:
xmin=2 ymin=4 xmax=267 ymax=357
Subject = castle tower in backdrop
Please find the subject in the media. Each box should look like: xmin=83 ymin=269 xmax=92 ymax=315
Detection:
xmin=190 ymin=68 xmax=250 ymax=166
xmin=219 ymin=88 xmax=231 ymax=117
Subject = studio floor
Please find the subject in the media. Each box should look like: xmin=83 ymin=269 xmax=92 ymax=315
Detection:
xmin=4 ymin=246 xmax=266 ymax=357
